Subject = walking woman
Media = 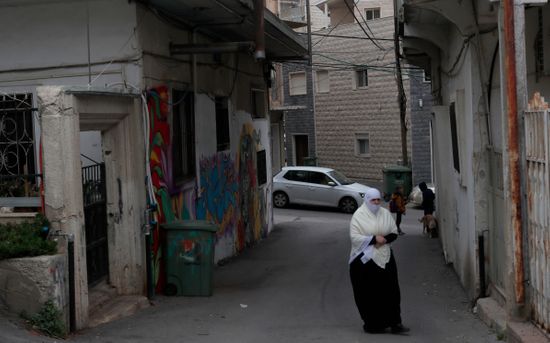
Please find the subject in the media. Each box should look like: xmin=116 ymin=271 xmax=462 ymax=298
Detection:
xmin=349 ymin=188 xmax=410 ymax=334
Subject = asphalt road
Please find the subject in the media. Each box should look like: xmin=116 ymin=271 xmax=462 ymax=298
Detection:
xmin=1 ymin=205 xmax=500 ymax=343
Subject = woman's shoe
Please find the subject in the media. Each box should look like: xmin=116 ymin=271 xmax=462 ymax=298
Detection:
xmin=391 ymin=324 xmax=410 ymax=334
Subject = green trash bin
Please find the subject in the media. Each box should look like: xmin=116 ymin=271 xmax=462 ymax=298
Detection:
xmin=382 ymin=165 xmax=412 ymax=201
xmin=162 ymin=220 xmax=218 ymax=296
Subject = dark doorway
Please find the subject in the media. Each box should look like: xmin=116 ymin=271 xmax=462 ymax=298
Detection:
xmin=294 ymin=135 xmax=309 ymax=166
xmin=82 ymin=163 xmax=109 ymax=286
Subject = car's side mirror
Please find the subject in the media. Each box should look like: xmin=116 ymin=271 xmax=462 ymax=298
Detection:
xmin=328 ymin=181 xmax=336 ymax=186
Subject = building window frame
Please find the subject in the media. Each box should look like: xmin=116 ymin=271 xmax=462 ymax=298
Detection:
xmin=289 ymin=71 xmax=307 ymax=96
xmin=172 ymin=89 xmax=196 ymax=184
xmin=251 ymin=86 xmax=266 ymax=118
xmin=315 ymin=69 xmax=330 ymax=93
xmin=354 ymin=69 xmax=368 ymax=89
xmin=423 ymin=70 xmax=431 ymax=83
xmin=365 ymin=8 xmax=380 ymax=21
xmin=355 ymin=133 xmax=370 ymax=157
xmin=215 ymin=97 xmax=230 ymax=151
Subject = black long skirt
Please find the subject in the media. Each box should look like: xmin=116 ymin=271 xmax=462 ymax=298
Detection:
xmin=349 ymin=251 xmax=402 ymax=332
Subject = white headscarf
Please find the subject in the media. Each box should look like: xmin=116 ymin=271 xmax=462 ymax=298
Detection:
xmin=364 ymin=188 xmax=382 ymax=214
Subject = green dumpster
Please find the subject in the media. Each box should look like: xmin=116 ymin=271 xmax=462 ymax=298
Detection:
xmin=162 ymin=220 xmax=218 ymax=296
xmin=382 ymin=165 xmax=412 ymax=201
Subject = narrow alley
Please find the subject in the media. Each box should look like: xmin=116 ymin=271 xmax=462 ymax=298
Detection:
xmin=1 ymin=206 xmax=500 ymax=343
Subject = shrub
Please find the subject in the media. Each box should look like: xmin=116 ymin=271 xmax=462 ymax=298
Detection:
xmin=23 ymin=300 xmax=67 ymax=339
xmin=0 ymin=214 xmax=57 ymax=260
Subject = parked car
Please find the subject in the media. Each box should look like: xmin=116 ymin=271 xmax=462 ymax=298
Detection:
xmin=408 ymin=183 xmax=436 ymax=207
xmin=272 ymin=166 xmax=371 ymax=213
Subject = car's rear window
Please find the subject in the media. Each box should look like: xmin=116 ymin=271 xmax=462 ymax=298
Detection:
xmin=283 ymin=170 xmax=308 ymax=182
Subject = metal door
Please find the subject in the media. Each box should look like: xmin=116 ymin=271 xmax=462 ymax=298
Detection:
xmin=82 ymin=163 xmax=109 ymax=286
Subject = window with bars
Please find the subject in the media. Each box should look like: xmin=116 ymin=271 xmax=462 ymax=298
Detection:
xmin=0 ymin=93 xmax=39 ymax=198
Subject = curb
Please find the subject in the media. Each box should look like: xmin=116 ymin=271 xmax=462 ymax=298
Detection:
xmin=477 ymin=297 xmax=549 ymax=342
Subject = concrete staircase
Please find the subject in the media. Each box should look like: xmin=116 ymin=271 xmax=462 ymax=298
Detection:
xmin=88 ymin=282 xmax=150 ymax=328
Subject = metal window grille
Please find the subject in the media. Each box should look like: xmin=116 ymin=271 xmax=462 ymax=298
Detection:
xmin=0 ymin=93 xmax=39 ymax=198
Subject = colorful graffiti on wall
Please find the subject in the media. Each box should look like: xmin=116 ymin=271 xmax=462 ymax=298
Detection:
xmin=146 ymin=86 xmax=269 ymax=291
xmin=236 ymin=123 xmax=267 ymax=251
xmin=196 ymin=153 xmax=238 ymax=237
xmin=147 ymin=86 xmax=196 ymax=292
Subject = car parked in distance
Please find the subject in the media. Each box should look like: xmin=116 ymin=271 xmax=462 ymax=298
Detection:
xmin=408 ymin=183 xmax=436 ymax=207
xmin=272 ymin=166 xmax=371 ymax=213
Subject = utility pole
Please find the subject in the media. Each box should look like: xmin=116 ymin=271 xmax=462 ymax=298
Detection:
xmin=393 ymin=0 xmax=408 ymax=166
xmin=306 ymin=0 xmax=312 ymax=66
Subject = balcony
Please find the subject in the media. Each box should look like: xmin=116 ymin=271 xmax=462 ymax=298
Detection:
xmin=279 ymin=0 xmax=307 ymax=28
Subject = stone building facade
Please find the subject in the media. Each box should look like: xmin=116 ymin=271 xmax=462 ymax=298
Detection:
xmin=313 ymin=17 xmax=411 ymax=188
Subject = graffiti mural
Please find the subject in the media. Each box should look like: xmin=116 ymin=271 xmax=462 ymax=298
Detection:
xmin=146 ymin=86 xmax=269 ymax=289
xmin=196 ymin=153 xmax=239 ymax=237
xmin=146 ymin=86 xmax=196 ymax=292
xmin=236 ymin=123 xmax=267 ymax=251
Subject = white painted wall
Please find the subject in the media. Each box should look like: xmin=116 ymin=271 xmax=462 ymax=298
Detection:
xmin=0 ymin=0 xmax=140 ymax=89
xmin=426 ymin=21 xmax=500 ymax=299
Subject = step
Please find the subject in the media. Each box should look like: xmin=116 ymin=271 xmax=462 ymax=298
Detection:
xmin=88 ymin=295 xmax=150 ymax=328
xmin=88 ymin=282 xmax=118 ymax=315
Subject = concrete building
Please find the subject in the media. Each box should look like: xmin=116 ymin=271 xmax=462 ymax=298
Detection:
xmin=269 ymin=0 xmax=434 ymax=192
xmin=398 ymin=0 xmax=549 ymax=339
xmin=0 ymin=0 xmax=306 ymax=330
xmin=313 ymin=15 xmax=411 ymax=187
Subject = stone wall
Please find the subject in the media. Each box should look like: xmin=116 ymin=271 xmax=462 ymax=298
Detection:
xmin=0 ymin=254 xmax=67 ymax=321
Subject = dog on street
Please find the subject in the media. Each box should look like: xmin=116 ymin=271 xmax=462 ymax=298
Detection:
xmin=419 ymin=214 xmax=438 ymax=238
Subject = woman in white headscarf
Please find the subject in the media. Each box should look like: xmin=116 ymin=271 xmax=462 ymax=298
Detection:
xmin=349 ymin=188 xmax=410 ymax=334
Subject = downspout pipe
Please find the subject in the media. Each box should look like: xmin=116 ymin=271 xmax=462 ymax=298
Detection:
xmin=254 ymin=0 xmax=266 ymax=60
xmin=306 ymin=0 xmax=312 ymax=66
xmin=502 ymin=0 xmax=525 ymax=305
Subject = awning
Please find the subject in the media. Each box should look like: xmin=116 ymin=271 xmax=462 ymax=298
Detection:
xmin=142 ymin=0 xmax=308 ymax=60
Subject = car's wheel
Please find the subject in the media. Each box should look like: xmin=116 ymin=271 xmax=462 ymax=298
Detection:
xmin=273 ymin=191 xmax=289 ymax=208
xmin=339 ymin=197 xmax=358 ymax=213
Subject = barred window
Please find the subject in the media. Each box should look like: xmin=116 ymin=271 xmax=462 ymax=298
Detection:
xmin=0 ymin=93 xmax=38 ymax=198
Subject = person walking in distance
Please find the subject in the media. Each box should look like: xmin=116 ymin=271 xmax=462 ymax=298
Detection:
xmin=418 ymin=182 xmax=435 ymax=215
xmin=389 ymin=186 xmax=407 ymax=235
xmin=348 ymin=188 xmax=410 ymax=335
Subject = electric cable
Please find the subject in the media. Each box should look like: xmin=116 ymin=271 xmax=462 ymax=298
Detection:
xmin=342 ymin=0 xmax=385 ymax=50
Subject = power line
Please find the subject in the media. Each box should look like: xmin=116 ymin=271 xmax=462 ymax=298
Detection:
xmin=342 ymin=0 xmax=385 ymax=50
xmin=301 ymin=32 xmax=394 ymax=41
xmin=312 ymin=7 xmax=354 ymax=48
xmin=353 ymin=0 xmax=380 ymax=42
